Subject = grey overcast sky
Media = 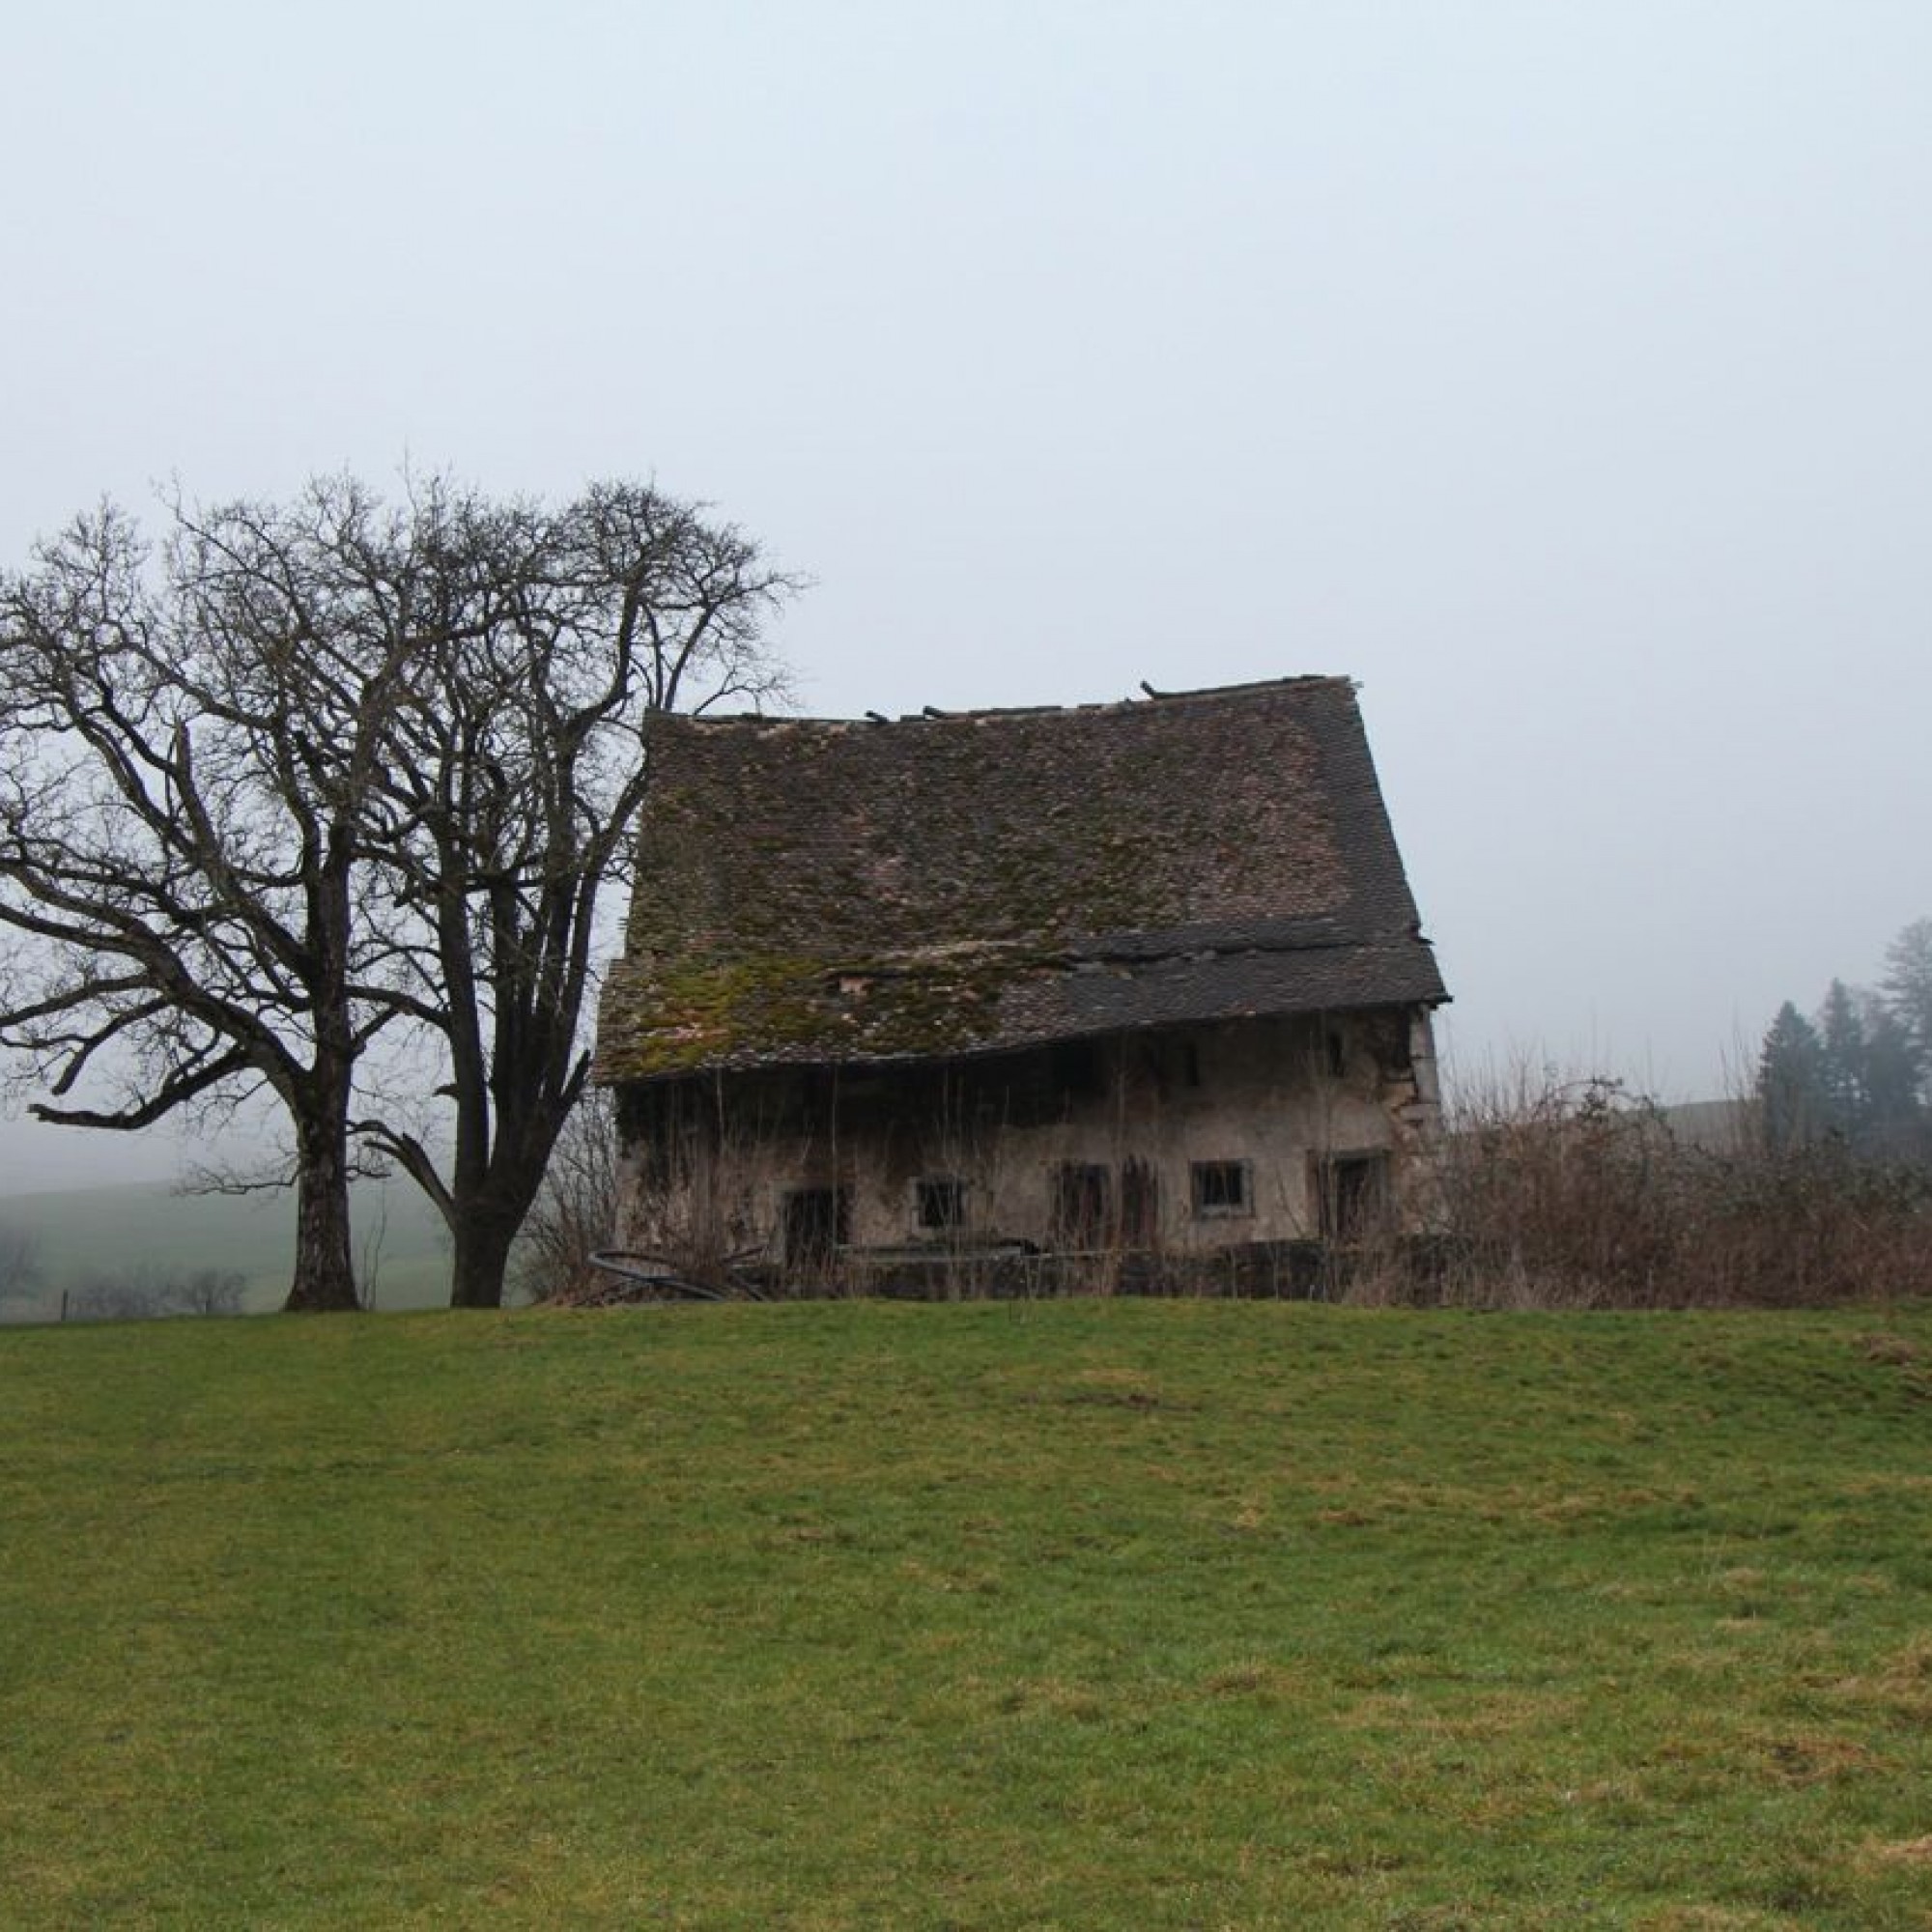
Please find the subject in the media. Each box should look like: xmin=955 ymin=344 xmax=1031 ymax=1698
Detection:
xmin=2 ymin=1 xmax=1928 ymax=1190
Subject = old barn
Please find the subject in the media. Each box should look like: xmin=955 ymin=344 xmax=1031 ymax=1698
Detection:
xmin=595 ymin=676 xmax=1448 ymax=1290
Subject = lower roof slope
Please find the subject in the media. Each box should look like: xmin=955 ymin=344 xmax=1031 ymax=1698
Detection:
xmin=596 ymin=676 xmax=1447 ymax=1083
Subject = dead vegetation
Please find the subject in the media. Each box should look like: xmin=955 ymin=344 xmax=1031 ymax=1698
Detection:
xmin=1379 ymin=1071 xmax=1932 ymax=1309
xmin=514 ymin=1093 xmax=620 ymax=1305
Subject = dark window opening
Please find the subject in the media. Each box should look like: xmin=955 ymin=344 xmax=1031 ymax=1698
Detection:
xmin=1121 ymin=1158 xmax=1160 ymax=1246
xmin=1380 ymin=1016 xmax=1414 ymax=1078
xmin=1324 ymin=1031 xmax=1347 ymax=1079
xmin=1180 ymin=1040 xmax=1202 ymax=1088
xmin=916 ymin=1177 xmax=967 ymax=1233
xmin=965 ymin=1050 xmax=1058 ymax=1127
xmin=1190 ymin=1159 xmax=1253 ymax=1218
xmin=1048 ymin=1039 xmax=1106 ymax=1102
xmin=783 ymin=1186 xmax=850 ymax=1271
xmin=1315 ymin=1153 xmax=1391 ymax=1242
xmin=1052 ymin=1163 xmax=1112 ymax=1247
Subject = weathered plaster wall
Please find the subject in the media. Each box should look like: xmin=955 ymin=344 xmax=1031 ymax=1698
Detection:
xmin=614 ymin=1007 xmax=1441 ymax=1267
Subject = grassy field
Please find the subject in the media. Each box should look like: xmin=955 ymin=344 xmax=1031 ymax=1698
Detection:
xmin=2 ymin=1300 xmax=1930 ymax=1928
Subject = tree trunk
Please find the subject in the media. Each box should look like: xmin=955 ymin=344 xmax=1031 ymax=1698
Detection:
xmin=448 ymin=1205 xmax=519 ymax=1310
xmin=284 ymin=1111 xmax=360 ymax=1313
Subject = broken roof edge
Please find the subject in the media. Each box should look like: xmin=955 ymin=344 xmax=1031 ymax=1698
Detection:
xmin=592 ymin=939 xmax=1449 ymax=1088
xmin=592 ymin=987 xmax=1447 ymax=1088
xmin=670 ymin=672 xmax=1357 ymax=733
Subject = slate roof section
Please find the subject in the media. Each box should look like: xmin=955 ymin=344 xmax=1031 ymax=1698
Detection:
xmin=595 ymin=676 xmax=1448 ymax=1082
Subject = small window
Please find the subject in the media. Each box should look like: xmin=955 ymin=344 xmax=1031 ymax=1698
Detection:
xmin=783 ymin=1186 xmax=850 ymax=1271
xmin=916 ymin=1177 xmax=967 ymax=1232
xmin=1325 ymin=1031 xmax=1347 ymax=1079
xmin=1190 ymin=1159 xmax=1253 ymax=1219
xmin=1121 ymin=1158 xmax=1160 ymax=1245
xmin=1314 ymin=1152 xmax=1391 ymax=1242
xmin=1376 ymin=1012 xmax=1414 ymax=1078
xmin=1052 ymin=1163 xmax=1112 ymax=1247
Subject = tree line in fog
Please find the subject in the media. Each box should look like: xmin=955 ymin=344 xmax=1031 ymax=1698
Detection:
xmin=1757 ymin=917 xmax=1932 ymax=1161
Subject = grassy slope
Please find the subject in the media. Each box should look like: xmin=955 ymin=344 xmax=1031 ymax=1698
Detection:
xmin=0 ymin=1179 xmax=450 ymax=1316
xmin=2 ymin=1301 xmax=1930 ymax=1929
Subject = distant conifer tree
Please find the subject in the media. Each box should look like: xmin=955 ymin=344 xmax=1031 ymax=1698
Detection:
xmin=1883 ymin=917 xmax=1932 ymax=1100
xmin=1758 ymin=1002 xmax=1829 ymax=1152
xmin=1859 ymin=997 xmax=1925 ymax=1154
xmin=1815 ymin=979 xmax=1870 ymax=1139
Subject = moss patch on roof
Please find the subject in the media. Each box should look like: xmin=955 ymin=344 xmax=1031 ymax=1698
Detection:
xmin=598 ymin=945 xmax=1060 ymax=1081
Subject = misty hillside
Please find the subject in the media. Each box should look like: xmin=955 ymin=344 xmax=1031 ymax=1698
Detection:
xmin=0 ymin=1179 xmax=452 ymax=1321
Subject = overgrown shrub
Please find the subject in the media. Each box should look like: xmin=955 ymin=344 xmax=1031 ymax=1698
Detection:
xmin=1388 ymin=1071 xmax=1932 ymax=1308
xmin=516 ymin=1094 xmax=619 ymax=1304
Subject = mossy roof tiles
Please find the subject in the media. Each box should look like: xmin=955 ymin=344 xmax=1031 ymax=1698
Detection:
xmin=595 ymin=676 xmax=1447 ymax=1082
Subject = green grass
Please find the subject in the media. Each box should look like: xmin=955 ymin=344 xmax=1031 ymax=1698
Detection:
xmin=3 ymin=1301 xmax=1931 ymax=1928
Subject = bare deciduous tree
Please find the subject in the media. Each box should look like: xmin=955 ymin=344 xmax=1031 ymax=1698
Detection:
xmin=0 ymin=477 xmax=794 ymax=1312
xmin=69 ymin=1264 xmax=246 ymax=1321
xmin=0 ymin=493 xmax=415 ymax=1310
xmin=347 ymin=480 xmax=794 ymax=1307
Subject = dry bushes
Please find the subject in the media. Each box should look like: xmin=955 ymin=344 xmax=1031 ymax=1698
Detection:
xmin=515 ymin=1093 xmax=620 ymax=1304
xmin=1402 ymin=1071 xmax=1932 ymax=1308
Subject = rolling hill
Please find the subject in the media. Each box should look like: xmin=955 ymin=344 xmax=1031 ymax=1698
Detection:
xmin=0 ymin=1177 xmax=453 ymax=1318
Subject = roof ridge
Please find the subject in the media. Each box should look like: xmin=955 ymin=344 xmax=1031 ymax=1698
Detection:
xmin=668 ymin=674 xmax=1354 ymax=731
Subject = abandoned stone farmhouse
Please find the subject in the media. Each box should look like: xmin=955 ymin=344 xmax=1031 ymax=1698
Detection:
xmin=594 ymin=676 xmax=1449 ymax=1287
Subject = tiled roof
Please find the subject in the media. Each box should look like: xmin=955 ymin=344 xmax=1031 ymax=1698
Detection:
xmin=595 ymin=676 xmax=1448 ymax=1082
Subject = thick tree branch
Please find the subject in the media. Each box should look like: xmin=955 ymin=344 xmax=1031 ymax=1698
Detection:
xmin=29 ymin=1044 xmax=252 ymax=1130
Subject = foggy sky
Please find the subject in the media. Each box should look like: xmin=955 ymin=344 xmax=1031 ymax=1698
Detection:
xmin=3 ymin=1 xmax=1928 ymax=1191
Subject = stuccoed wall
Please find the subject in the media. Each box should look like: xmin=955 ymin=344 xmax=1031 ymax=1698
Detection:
xmin=612 ymin=1007 xmax=1441 ymax=1270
